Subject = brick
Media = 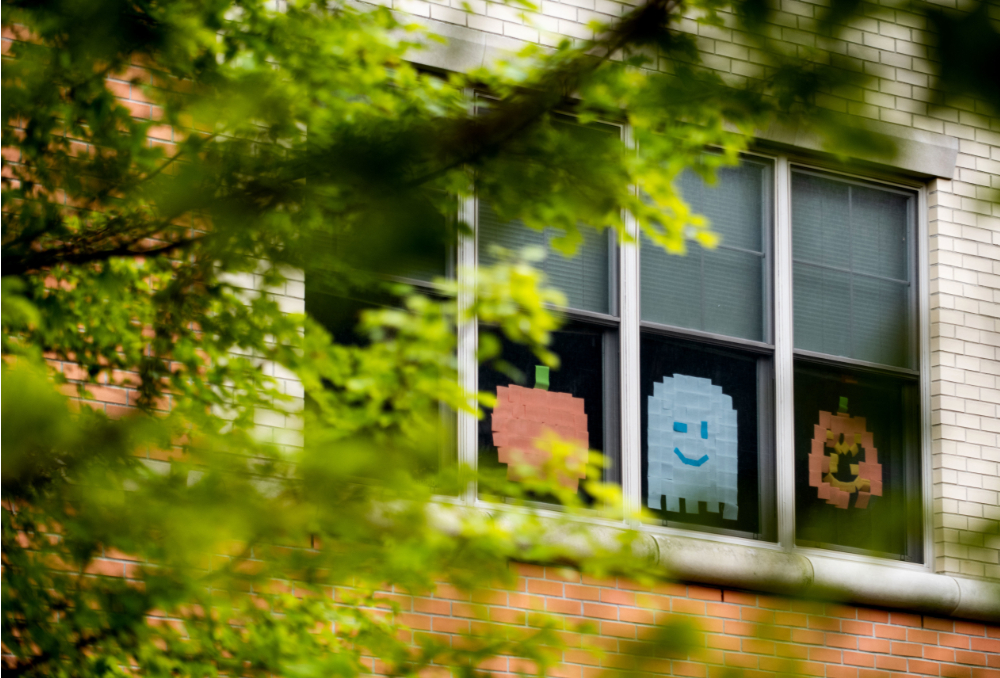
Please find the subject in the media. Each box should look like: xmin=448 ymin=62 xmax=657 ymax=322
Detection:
xmin=671 ymin=599 xmax=706 ymax=616
xmin=546 ymin=598 xmax=582 ymax=615
xmin=875 ymin=654 xmax=909 ymax=671
xmin=618 ymin=607 xmax=654 ymax=625
xmin=956 ymin=651 xmax=988 ymax=666
xmin=828 ymin=666 xmax=860 ymax=678
xmin=809 ymin=616 xmax=841 ymax=632
xmin=707 ymin=633 xmax=741 ymax=651
xmin=909 ymin=659 xmax=943 ymax=676
xmin=843 ymin=621 xmax=875 ymax=636
xmin=860 ymin=638 xmax=892 ymax=654
xmin=582 ymin=603 xmax=618 ymax=620
xmin=909 ymin=629 xmax=939 ymax=644
xmin=844 ymin=651 xmax=877 ymax=667
xmin=600 ymin=621 xmax=636 ymax=638
xmin=792 ymin=629 xmax=826 ymax=645
xmin=892 ymin=641 xmax=923 ymax=658
xmin=925 ymin=646 xmax=956 ymax=662
xmin=941 ymin=633 xmax=972 ymax=649
xmin=810 ymin=646 xmax=842 ymax=663
xmin=956 ymin=622 xmax=987 ymax=637
xmin=565 ymin=585 xmax=601 ymax=602
xmin=723 ymin=590 xmax=757 ymax=606
xmin=672 ymin=660 xmax=707 ymax=677
xmin=600 ymin=589 xmax=635 ymax=606
xmin=970 ymin=638 xmax=1000 ymax=653
xmin=775 ymin=611 xmax=809 ymax=627
xmin=875 ymin=624 xmax=907 ymax=640
xmin=527 ymin=579 xmax=563 ymax=596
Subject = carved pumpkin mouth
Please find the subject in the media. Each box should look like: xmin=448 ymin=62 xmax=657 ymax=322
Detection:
xmin=808 ymin=404 xmax=884 ymax=510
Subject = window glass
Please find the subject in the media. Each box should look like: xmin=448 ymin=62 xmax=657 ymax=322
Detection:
xmin=478 ymin=322 xmax=617 ymax=504
xmin=793 ymin=361 xmax=921 ymax=560
xmin=479 ymin=200 xmax=613 ymax=314
xmin=477 ymin=119 xmax=618 ymax=315
xmin=641 ymin=158 xmax=771 ymax=342
xmin=640 ymin=333 xmax=766 ymax=536
xmin=792 ymin=171 xmax=914 ymax=368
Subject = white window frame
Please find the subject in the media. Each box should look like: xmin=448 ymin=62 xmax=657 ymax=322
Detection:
xmin=454 ymin=141 xmax=933 ymax=570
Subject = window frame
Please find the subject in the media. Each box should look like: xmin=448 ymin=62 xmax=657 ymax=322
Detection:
xmin=464 ymin=109 xmax=626 ymax=510
xmin=455 ymin=139 xmax=933 ymax=569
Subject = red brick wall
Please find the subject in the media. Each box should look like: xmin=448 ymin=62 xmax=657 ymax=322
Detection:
xmin=381 ymin=563 xmax=1000 ymax=678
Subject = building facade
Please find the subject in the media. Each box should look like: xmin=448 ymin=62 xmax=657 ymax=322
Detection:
xmin=29 ymin=0 xmax=1000 ymax=675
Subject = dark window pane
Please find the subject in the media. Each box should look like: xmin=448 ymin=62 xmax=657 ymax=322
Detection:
xmin=792 ymin=171 xmax=914 ymax=368
xmin=641 ymin=158 xmax=771 ymax=342
xmin=794 ymin=361 xmax=922 ymax=561
xmin=478 ymin=322 xmax=618 ymax=504
xmin=640 ymin=333 xmax=765 ymax=536
xmin=305 ymin=287 xmax=396 ymax=347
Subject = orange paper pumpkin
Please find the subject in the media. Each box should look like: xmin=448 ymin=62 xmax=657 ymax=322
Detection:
xmin=491 ymin=384 xmax=589 ymax=490
xmin=808 ymin=409 xmax=883 ymax=510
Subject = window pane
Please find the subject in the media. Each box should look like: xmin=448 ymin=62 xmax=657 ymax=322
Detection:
xmin=479 ymin=322 xmax=617 ymax=504
xmin=479 ymin=201 xmax=612 ymax=314
xmin=794 ymin=361 xmax=921 ymax=560
xmin=677 ymin=162 xmax=765 ymax=252
xmin=641 ymin=158 xmax=771 ymax=342
xmin=477 ymin=118 xmax=618 ymax=316
xmin=640 ymin=333 xmax=764 ymax=536
xmin=792 ymin=171 xmax=914 ymax=368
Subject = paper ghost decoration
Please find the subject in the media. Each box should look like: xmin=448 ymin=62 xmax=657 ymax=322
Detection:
xmin=647 ymin=374 xmax=738 ymax=520
xmin=808 ymin=403 xmax=883 ymax=510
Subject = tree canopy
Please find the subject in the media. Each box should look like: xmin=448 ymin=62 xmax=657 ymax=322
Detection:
xmin=3 ymin=0 xmax=1000 ymax=676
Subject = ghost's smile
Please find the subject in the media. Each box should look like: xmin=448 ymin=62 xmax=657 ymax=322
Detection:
xmin=674 ymin=448 xmax=710 ymax=466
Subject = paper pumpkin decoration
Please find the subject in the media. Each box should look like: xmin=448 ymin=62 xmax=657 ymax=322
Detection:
xmin=490 ymin=375 xmax=589 ymax=490
xmin=808 ymin=400 xmax=883 ymax=510
xmin=647 ymin=374 xmax=739 ymax=520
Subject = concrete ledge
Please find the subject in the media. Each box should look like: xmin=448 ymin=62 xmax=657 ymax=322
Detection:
xmin=651 ymin=534 xmax=812 ymax=596
xmin=650 ymin=532 xmax=998 ymax=622
xmin=444 ymin=502 xmax=1000 ymax=622
xmin=756 ymin=117 xmax=959 ymax=180
xmin=399 ymin=15 xmax=958 ymax=179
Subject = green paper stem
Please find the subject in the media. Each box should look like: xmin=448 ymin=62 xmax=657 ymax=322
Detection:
xmin=535 ymin=365 xmax=549 ymax=391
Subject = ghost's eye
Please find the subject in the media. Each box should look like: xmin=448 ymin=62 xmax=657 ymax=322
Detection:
xmin=673 ymin=422 xmax=687 ymax=433
xmin=701 ymin=421 xmax=708 ymax=439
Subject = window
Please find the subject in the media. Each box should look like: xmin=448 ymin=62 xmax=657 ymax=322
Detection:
xmin=460 ymin=147 xmax=926 ymax=563
xmin=790 ymin=170 xmax=922 ymax=561
xmin=475 ymin=118 xmax=622 ymax=505
xmin=305 ymin=207 xmax=458 ymax=474
xmin=640 ymin=158 xmax=776 ymax=540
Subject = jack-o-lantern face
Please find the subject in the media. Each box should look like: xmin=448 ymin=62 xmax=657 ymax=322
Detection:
xmin=809 ymin=408 xmax=883 ymax=509
xmin=491 ymin=384 xmax=589 ymax=490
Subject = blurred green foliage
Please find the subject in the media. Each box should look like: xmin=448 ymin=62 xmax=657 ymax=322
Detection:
xmin=3 ymin=0 xmax=999 ymax=676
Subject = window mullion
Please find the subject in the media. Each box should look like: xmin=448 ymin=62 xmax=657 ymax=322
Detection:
xmin=620 ymin=125 xmax=642 ymax=523
xmin=774 ymin=156 xmax=796 ymax=549
xmin=457 ymin=191 xmax=479 ymax=505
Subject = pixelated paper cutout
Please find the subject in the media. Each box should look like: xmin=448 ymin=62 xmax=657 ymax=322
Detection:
xmin=491 ymin=384 xmax=589 ymax=490
xmin=808 ymin=406 xmax=883 ymax=510
xmin=647 ymin=374 xmax=738 ymax=520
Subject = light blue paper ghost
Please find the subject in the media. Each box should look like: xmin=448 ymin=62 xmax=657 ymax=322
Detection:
xmin=647 ymin=374 xmax=738 ymax=520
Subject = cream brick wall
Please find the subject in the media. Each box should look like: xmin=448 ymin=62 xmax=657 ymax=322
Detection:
xmin=387 ymin=0 xmax=1000 ymax=577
